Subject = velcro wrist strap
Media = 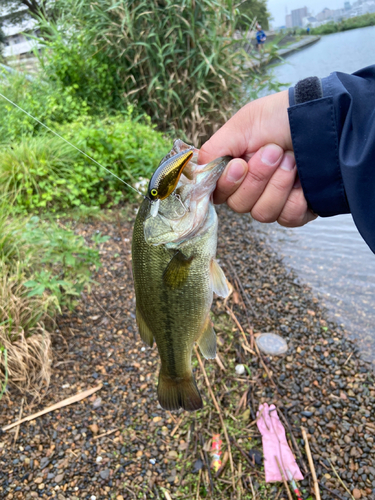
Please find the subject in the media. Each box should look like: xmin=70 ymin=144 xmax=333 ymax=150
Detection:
xmin=294 ymin=77 xmax=323 ymax=104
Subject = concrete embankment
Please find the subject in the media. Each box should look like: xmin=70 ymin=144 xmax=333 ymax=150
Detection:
xmin=248 ymin=35 xmax=321 ymax=69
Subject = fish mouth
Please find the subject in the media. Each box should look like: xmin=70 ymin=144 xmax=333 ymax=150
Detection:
xmin=143 ymin=140 xmax=232 ymax=247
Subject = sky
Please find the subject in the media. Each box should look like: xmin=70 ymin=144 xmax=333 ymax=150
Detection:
xmin=267 ymin=0 xmax=349 ymax=27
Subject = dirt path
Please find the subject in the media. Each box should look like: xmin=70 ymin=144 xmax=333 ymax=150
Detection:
xmin=1 ymin=207 xmax=374 ymax=500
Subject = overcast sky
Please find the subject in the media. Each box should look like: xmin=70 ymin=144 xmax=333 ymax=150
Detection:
xmin=267 ymin=0 xmax=348 ymax=27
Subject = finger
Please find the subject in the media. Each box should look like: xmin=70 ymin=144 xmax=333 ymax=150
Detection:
xmin=226 ymin=144 xmax=284 ymax=213
xmin=277 ymin=180 xmax=318 ymax=227
xmin=250 ymin=151 xmax=297 ymax=223
xmin=213 ymin=159 xmax=248 ymax=205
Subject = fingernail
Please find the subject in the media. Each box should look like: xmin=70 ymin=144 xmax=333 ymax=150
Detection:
xmin=226 ymin=161 xmax=247 ymax=182
xmin=261 ymin=145 xmax=282 ymax=166
xmin=279 ymin=153 xmax=296 ymax=172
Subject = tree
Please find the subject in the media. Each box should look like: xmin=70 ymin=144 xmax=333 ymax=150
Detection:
xmin=238 ymin=0 xmax=270 ymax=30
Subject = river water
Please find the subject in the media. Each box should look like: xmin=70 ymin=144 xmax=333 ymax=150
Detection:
xmin=258 ymin=26 xmax=375 ymax=364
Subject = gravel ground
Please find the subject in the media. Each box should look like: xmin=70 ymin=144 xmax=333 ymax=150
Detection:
xmin=0 ymin=206 xmax=374 ymax=500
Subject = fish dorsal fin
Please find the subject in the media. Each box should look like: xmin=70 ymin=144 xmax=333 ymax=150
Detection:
xmin=163 ymin=251 xmax=194 ymax=289
xmin=210 ymin=259 xmax=230 ymax=298
xmin=136 ymin=306 xmax=154 ymax=348
xmin=197 ymin=315 xmax=216 ymax=359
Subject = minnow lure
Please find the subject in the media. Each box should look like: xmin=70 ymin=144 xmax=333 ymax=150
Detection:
xmin=147 ymin=149 xmax=193 ymax=201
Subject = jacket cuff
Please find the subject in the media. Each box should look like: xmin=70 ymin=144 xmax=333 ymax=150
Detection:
xmin=288 ymin=83 xmax=350 ymax=217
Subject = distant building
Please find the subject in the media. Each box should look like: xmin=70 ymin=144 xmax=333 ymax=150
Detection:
xmin=291 ymin=7 xmax=309 ymax=27
xmin=302 ymin=16 xmax=319 ymax=27
xmin=316 ymin=7 xmax=335 ymax=22
xmin=285 ymin=14 xmax=292 ymax=28
xmin=344 ymin=1 xmax=351 ymax=9
xmin=0 ymin=5 xmax=41 ymax=59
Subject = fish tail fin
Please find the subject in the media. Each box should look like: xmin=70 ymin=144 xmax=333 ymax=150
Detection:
xmin=157 ymin=372 xmax=203 ymax=412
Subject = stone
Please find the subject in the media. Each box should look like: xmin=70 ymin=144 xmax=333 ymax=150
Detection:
xmin=352 ymin=488 xmax=361 ymax=499
xmin=54 ymin=473 xmax=64 ymax=483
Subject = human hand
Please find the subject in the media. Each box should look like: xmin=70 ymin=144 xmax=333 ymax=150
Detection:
xmin=199 ymin=91 xmax=317 ymax=227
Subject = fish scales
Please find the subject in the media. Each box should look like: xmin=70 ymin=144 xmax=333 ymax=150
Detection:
xmin=132 ymin=140 xmax=232 ymax=411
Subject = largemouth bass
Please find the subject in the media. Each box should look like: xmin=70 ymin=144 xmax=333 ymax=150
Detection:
xmin=132 ymin=140 xmax=232 ymax=411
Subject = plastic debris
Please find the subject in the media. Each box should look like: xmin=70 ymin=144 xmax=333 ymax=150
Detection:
xmin=211 ymin=434 xmax=222 ymax=472
xmin=256 ymin=333 xmax=288 ymax=355
xmin=256 ymin=403 xmax=303 ymax=483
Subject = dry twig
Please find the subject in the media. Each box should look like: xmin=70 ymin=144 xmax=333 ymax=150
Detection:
xmin=2 ymin=385 xmax=102 ymax=432
xmin=301 ymin=427 xmax=321 ymax=500
xmin=195 ymin=347 xmax=236 ymax=492
xmin=328 ymin=458 xmax=355 ymax=500
xmin=275 ymin=455 xmax=293 ymax=500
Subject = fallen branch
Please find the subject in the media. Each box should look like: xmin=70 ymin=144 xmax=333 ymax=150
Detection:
xmin=195 ymin=347 xmax=236 ymax=492
xmin=301 ymin=427 xmax=321 ymax=500
xmin=2 ymin=385 xmax=102 ymax=432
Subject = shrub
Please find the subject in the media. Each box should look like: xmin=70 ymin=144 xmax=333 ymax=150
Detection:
xmin=39 ymin=0 xmax=255 ymax=143
xmin=0 ymin=69 xmax=89 ymax=142
xmin=0 ymin=209 xmax=103 ymax=397
xmin=0 ymin=113 xmax=169 ymax=211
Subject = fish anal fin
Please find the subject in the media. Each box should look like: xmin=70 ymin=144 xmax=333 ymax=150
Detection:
xmin=198 ymin=315 xmax=216 ymax=359
xmin=158 ymin=372 xmax=202 ymax=412
xmin=210 ymin=259 xmax=230 ymax=298
xmin=163 ymin=251 xmax=193 ymax=289
xmin=136 ymin=306 xmax=154 ymax=348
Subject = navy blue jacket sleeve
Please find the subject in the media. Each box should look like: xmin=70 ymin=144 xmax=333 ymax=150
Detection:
xmin=288 ymin=65 xmax=375 ymax=253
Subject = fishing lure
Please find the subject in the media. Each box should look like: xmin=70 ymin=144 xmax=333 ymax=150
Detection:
xmin=147 ymin=149 xmax=193 ymax=201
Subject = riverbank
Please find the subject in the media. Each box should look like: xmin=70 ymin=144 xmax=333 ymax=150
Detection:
xmin=0 ymin=206 xmax=374 ymax=500
xmin=247 ymin=35 xmax=320 ymax=69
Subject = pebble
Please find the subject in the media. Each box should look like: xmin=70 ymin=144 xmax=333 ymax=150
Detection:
xmin=235 ymin=364 xmax=245 ymax=375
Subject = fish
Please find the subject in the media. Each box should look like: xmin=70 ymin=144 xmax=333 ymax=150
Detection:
xmin=132 ymin=140 xmax=232 ymax=411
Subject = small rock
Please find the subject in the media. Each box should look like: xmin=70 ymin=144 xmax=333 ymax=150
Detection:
xmin=99 ymin=468 xmax=110 ymax=480
xmin=54 ymin=473 xmax=64 ymax=483
xmin=34 ymin=477 xmax=43 ymax=484
xmin=92 ymin=397 xmax=102 ymax=409
xmin=352 ymin=488 xmax=361 ymax=499
xmin=96 ymin=456 xmax=103 ymax=463
xmin=235 ymin=364 xmax=245 ymax=375
xmin=89 ymin=423 xmax=99 ymax=434
xmin=192 ymin=459 xmax=204 ymax=473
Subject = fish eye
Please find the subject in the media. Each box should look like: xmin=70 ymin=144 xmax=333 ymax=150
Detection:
xmin=151 ymin=189 xmax=158 ymax=197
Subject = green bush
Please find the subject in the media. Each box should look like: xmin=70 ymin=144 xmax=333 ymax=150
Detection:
xmin=39 ymin=0 xmax=256 ymax=143
xmin=0 ymin=210 xmax=102 ymax=311
xmin=0 ymin=112 xmax=169 ymax=211
xmin=0 ymin=69 xmax=89 ymax=142
xmin=311 ymin=13 xmax=375 ymax=35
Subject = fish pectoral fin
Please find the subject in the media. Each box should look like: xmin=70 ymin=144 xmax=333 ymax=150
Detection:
xmin=210 ymin=259 xmax=230 ymax=298
xmin=162 ymin=251 xmax=194 ymax=289
xmin=136 ymin=306 xmax=154 ymax=348
xmin=197 ymin=315 xmax=216 ymax=359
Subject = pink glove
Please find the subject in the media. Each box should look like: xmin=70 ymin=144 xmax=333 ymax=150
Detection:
xmin=256 ymin=403 xmax=303 ymax=483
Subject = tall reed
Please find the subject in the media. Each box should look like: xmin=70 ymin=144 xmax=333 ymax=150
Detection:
xmin=41 ymin=0 xmax=254 ymax=144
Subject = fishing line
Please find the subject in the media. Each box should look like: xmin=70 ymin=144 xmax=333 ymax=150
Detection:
xmin=0 ymin=92 xmax=144 ymax=198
